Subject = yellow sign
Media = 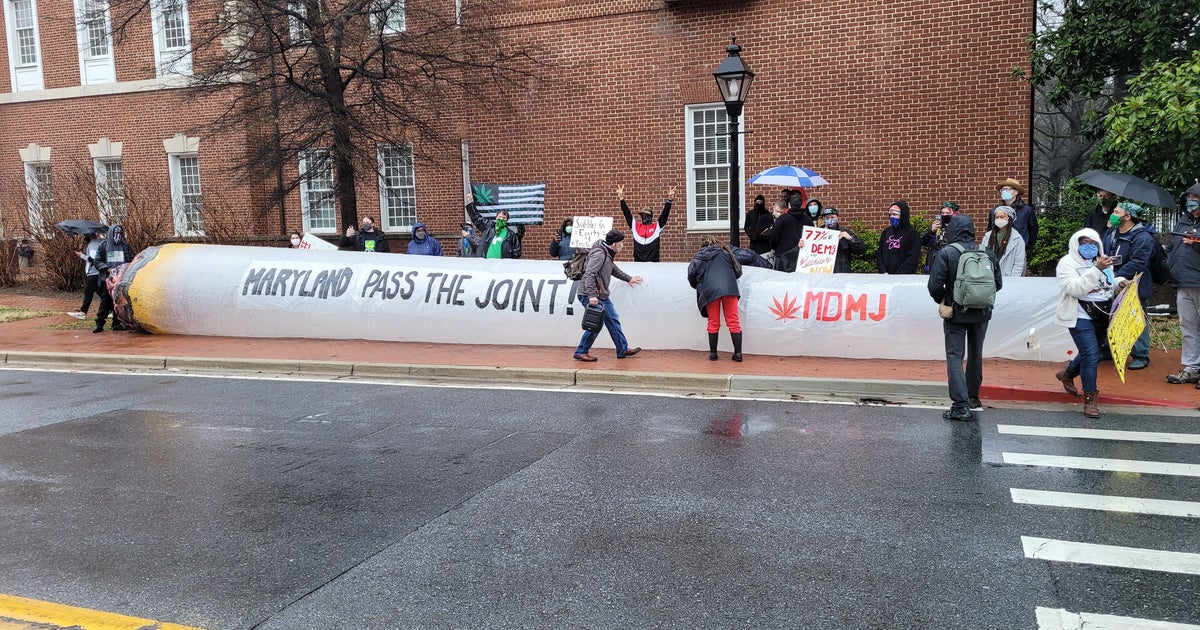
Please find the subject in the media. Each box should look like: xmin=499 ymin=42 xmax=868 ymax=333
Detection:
xmin=1107 ymin=274 xmax=1146 ymax=383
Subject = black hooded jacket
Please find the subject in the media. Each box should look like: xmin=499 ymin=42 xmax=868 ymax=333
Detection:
xmin=876 ymin=200 xmax=922 ymax=274
xmin=927 ymin=215 xmax=1002 ymax=323
xmin=687 ymin=244 xmax=742 ymax=317
xmin=744 ymin=198 xmax=773 ymax=254
xmin=768 ymin=199 xmax=814 ymax=271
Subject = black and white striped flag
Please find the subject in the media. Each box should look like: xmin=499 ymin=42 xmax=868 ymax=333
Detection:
xmin=470 ymin=182 xmax=545 ymax=225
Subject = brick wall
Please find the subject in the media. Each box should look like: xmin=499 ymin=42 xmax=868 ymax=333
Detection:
xmin=0 ymin=0 xmax=1033 ymax=262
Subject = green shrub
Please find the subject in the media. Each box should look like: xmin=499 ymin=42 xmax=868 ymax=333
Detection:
xmin=1027 ymin=180 xmax=1096 ymax=276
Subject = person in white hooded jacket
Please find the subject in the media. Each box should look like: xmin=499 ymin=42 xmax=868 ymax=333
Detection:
xmin=1054 ymin=228 xmax=1128 ymax=419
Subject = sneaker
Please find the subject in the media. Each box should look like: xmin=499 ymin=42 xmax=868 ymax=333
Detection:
xmin=68 ymin=311 xmax=86 ymax=320
xmin=942 ymin=407 xmax=976 ymax=422
xmin=1166 ymin=369 xmax=1200 ymax=384
xmin=968 ymin=398 xmax=982 ymax=410
xmin=1127 ymin=358 xmax=1150 ymax=370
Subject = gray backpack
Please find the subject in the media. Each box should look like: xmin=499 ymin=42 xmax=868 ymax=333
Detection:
xmin=950 ymin=244 xmax=996 ymax=310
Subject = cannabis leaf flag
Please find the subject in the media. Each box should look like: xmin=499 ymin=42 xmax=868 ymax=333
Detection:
xmin=470 ymin=182 xmax=545 ymax=225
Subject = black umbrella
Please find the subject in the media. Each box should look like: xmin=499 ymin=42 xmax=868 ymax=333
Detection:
xmin=54 ymin=219 xmax=108 ymax=236
xmin=1077 ymin=170 xmax=1178 ymax=210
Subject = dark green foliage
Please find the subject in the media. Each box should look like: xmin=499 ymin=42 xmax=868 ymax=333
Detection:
xmin=1027 ymin=180 xmax=1098 ymax=276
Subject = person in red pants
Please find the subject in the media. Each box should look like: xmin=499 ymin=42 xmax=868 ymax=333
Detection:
xmin=687 ymin=234 xmax=744 ymax=361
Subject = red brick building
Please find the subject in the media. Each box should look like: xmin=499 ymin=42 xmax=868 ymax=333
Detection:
xmin=1 ymin=0 xmax=1033 ymax=262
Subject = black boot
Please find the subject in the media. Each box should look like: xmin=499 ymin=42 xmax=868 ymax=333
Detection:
xmin=708 ymin=332 xmax=719 ymax=361
xmin=731 ymin=332 xmax=743 ymax=362
xmin=93 ymin=320 xmax=104 ymax=333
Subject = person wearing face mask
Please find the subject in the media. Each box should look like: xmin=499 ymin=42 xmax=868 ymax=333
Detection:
xmin=288 ymin=231 xmax=303 ymax=249
xmin=1084 ymin=189 xmax=1119 ymax=235
xmin=1055 ymin=229 xmax=1123 ymax=418
xmin=465 ymin=193 xmax=524 ymax=259
xmin=981 ymin=205 xmax=1027 ymax=276
xmin=876 ymin=200 xmax=921 ymax=274
xmin=990 ymin=178 xmax=1037 ymax=264
xmin=744 ymin=194 xmax=773 ymax=255
xmin=89 ymin=225 xmax=136 ymax=333
xmin=768 ymin=190 xmax=813 ymax=272
xmin=922 ymin=202 xmax=959 ymax=273
xmin=818 ymin=207 xmax=866 ymax=273
xmin=339 ymin=216 xmax=390 ymax=252
xmin=406 ymin=222 xmax=444 ymax=256
xmin=70 ymin=231 xmax=105 ymax=319
xmin=550 ymin=217 xmax=576 ymax=260
xmin=805 ymin=198 xmax=824 ymax=223
xmin=459 ymin=223 xmax=477 ymax=257
xmin=617 ymin=184 xmax=674 ymax=262
xmin=573 ymin=230 xmax=644 ymax=362
xmin=1102 ymin=201 xmax=1157 ymax=370
xmin=1164 ymin=183 xmax=1200 ymax=385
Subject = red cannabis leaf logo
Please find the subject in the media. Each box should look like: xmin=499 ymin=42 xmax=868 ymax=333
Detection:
xmin=770 ymin=293 xmax=800 ymax=321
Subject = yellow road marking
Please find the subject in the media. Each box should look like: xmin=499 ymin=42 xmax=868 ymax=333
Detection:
xmin=0 ymin=593 xmax=202 ymax=630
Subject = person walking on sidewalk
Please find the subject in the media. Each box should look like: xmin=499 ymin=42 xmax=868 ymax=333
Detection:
xmin=70 ymin=231 xmax=104 ymax=319
xmin=573 ymin=230 xmax=643 ymax=362
xmin=618 ymin=185 xmax=674 ymax=262
xmin=89 ymin=225 xmax=135 ymax=333
xmin=1165 ymin=185 xmax=1200 ymax=386
xmin=927 ymin=215 xmax=1002 ymax=421
xmin=688 ymin=234 xmax=744 ymax=361
xmin=1054 ymin=228 xmax=1123 ymax=419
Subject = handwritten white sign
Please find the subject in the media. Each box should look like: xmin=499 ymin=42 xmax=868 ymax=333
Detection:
xmin=797 ymin=227 xmax=839 ymax=273
xmin=300 ymin=233 xmax=338 ymax=251
xmin=571 ymin=216 xmax=613 ymax=249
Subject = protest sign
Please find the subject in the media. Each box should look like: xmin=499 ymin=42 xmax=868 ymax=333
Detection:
xmin=797 ymin=227 xmax=839 ymax=273
xmin=1107 ymin=273 xmax=1146 ymax=383
xmin=571 ymin=216 xmax=613 ymax=248
xmin=300 ymin=233 xmax=337 ymax=251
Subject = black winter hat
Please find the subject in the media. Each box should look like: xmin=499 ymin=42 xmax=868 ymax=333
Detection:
xmin=605 ymin=229 xmax=625 ymax=245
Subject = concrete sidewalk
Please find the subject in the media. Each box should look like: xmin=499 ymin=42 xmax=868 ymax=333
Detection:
xmin=2 ymin=288 xmax=1197 ymax=412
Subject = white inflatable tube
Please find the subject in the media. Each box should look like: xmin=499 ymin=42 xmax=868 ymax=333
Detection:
xmin=118 ymin=244 xmax=1073 ymax=361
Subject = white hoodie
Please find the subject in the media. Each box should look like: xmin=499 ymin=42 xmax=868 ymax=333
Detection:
xmin=1055 ymin=228 xmax=1112 ymax=327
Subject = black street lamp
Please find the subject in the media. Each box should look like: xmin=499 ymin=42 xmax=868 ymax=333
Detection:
xmin=713 ymin=35 xmax=754 ymax=247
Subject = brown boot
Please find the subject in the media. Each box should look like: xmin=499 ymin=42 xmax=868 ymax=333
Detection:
xmin=1055 ymin=369 xmax=1079 ymax=396
xmin=1083 ymin=390 xmax=1100 ymax=418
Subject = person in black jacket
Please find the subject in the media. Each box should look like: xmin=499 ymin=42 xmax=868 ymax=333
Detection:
xmin=339 ymin=217 xmax=390 ymax=252
xmin=549 ymin=217 xmax=575 ymax=260
xmin=1083 ymin=188 xmax=1118 ymax=236
xmin=768 ymin=190 xmax=813 ymax=272
xmin=618 ymin=184 xmax=674 ymax=262
xmin=990 ymin=178 xmax=1038 ymax=260
xmin=688 ymin=234 xmax=745 ymax=361
xmin=1103 ymin=202 xmax=1157 ymax=370
xmin=927 ymin=215 xmax=1002 ymax=421
xmin=877 ymin=201 xmax=921 ymax=274
xmin=744 ymin=194 xmax=773 ymax=254
xmin=818 ymin=207 xmax=867 ymax=273
xmin=89 ymin=225 xmax=136 ymax=333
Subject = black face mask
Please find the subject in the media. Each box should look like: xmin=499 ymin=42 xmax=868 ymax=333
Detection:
xmin=641 ymin=216 xmax=653 ymax=225
xmin=753 ymin=201 xmax=766 ymax=211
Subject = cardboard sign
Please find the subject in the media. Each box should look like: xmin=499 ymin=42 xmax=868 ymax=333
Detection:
xmin=797 ymin=227 xmax=839 ymax=273
xmin=300 ymin=233 xmax=338 ymax=251
xmin=571 ymin=216 xmax=613 ymax=249
xmin=1107 ymin=274 xmax=1147 ymax=383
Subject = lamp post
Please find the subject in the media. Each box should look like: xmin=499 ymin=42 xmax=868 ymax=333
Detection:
xmin=713 ymin=35 xmax=754 ymax=247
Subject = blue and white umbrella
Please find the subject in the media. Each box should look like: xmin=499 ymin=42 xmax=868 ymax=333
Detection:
xmin=747 ymin=165 xmax=829 ymax=187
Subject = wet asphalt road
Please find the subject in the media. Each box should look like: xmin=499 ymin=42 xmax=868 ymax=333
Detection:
xmin=0 ymin=370 xmax=1196 ymax=629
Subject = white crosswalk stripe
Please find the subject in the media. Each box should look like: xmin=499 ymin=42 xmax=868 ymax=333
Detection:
xmin=1000 ymin=420 xmax=1200 ymax=627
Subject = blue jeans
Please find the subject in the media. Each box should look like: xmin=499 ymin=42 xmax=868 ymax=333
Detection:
xmin=1131 ymin=297 xmax=1150 ymax=362
xmin=1067 ymin=317 xmax=1102 ymax=392
xmin=575 ymin=296 xmax=629 ymax=357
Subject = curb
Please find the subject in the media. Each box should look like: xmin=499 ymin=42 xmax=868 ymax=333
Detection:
xmin=2 ymin=350 xmax=1196 ymax=411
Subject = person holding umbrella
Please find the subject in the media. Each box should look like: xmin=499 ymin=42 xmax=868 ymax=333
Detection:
xmin=1084 ymin=189 xmax=1119 ymax=235
xmin=1103 ymin=202 xmax=1157 ymax=370
xmin=70 ymin=230 xmax=106 ymax=319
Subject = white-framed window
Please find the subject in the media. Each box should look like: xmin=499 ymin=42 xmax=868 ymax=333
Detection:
xmin=5 ymin=0 xmax=45 ymax=91
xmin=371 ymin=0 xmax=404 ymax=35
xmin=24 ymin=161 xmax=53 ymax=228
xmin=168 ymin=154 xmax=203 ymax=235
xmin=151 ymin=0 xmax=192 ymax=77
xmin=377 ymin=144 xmax=415 ymax=232
xmin=299 ymin=149 xmax=336 ymax=233
xmin=74 ymin=0 xmax=115 ymax=84
xmin=684 ymin=104 xmax=744 ymax=230
xmin=94 ymin=158 xmax=125 ymax=223
xmin=288 ymin=0 xmax=311 ymax=43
